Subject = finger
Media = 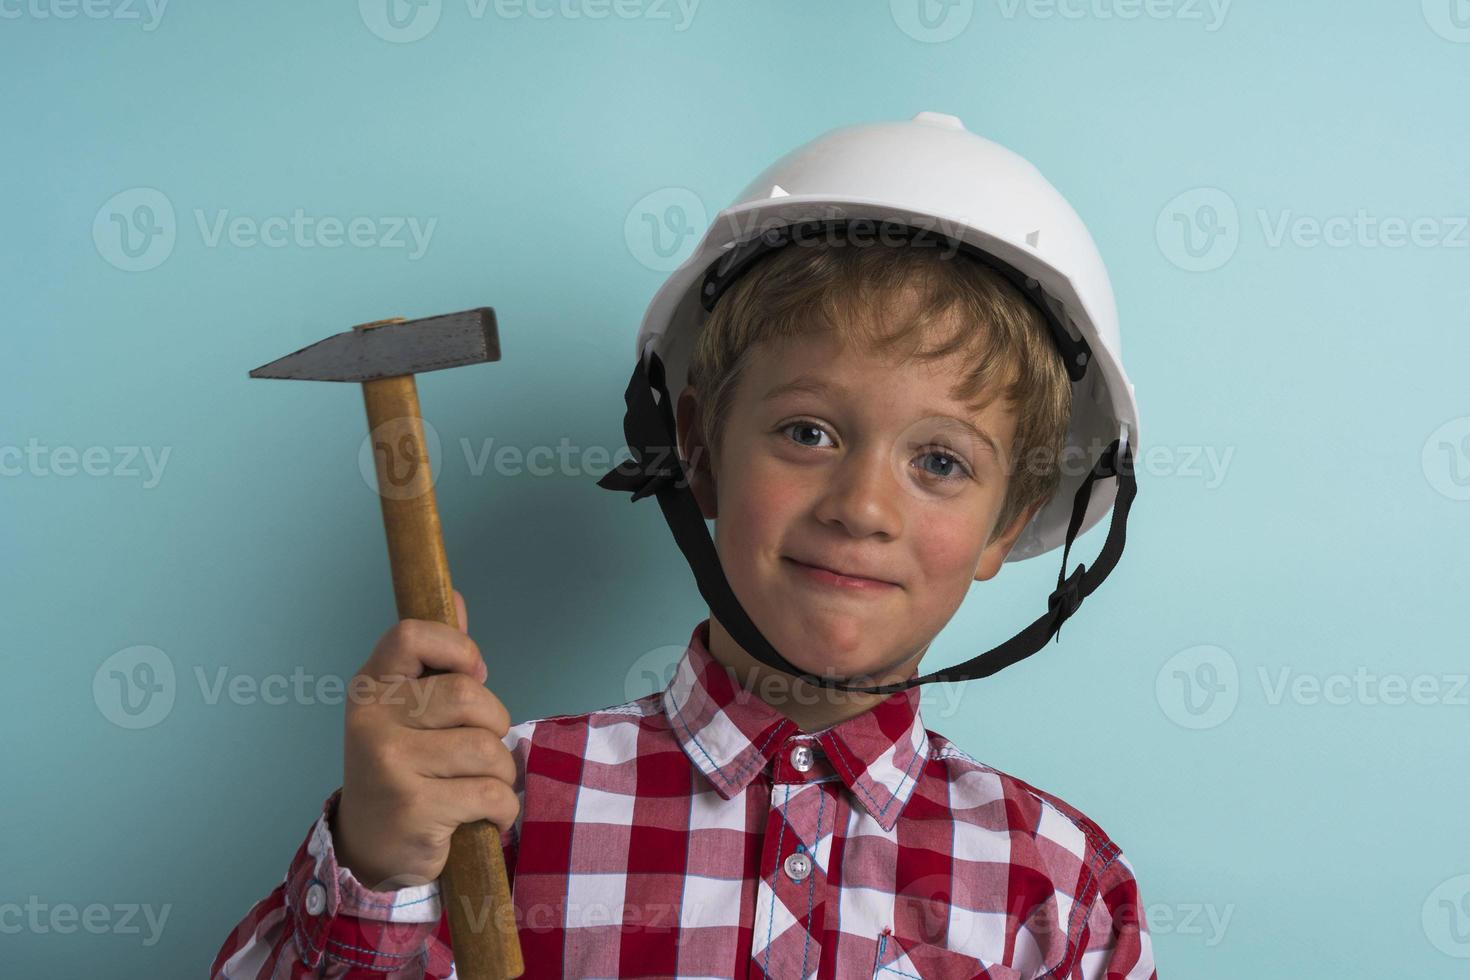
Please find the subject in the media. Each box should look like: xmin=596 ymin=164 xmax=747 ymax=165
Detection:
xmin=362 ymin=619 xmax=486 ymax=682
xmin=400 ymin=673 xmax=511 ymax=736
xmin=453 ymin=589 xmax=468 ymax=635
xmin=410 ymin=727 xmax=518 ymax=783
xmin=428 ymin=776 xmax=522 ymax=837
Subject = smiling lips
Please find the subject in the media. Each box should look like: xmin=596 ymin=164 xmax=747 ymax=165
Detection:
xmin=785 ymin=556 xmax=899 ymax=591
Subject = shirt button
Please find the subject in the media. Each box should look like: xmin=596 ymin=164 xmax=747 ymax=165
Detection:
xmin=790 ymin=745 xmax=814 ymax=772
xmin=304 ymin=881 xmax=327 ymax=916
xmin=783 ymin=851 xmax=812 ymax=882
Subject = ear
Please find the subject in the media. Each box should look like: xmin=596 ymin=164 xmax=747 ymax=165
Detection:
xmin=674 ymin=384 xmax=718 ymax=520
xmin=973 ymin=497 xmax=1048 ymax=583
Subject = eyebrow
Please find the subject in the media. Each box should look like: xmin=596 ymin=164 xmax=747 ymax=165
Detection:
xmin=762 ymin=376 xmax=1000 ymax=457
xmin=762 ymin=377 xmax=839 ymax=402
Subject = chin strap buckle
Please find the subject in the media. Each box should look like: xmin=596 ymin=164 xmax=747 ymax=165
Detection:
xmin=596 ymin=349 xmax=687 ymax=503
xmin=1047 ymin=563 xmax=1087 ymax=641
xmin=596 ymin=451 xmax=682 ymax=503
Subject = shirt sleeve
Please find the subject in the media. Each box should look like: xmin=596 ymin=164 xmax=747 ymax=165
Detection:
xmin=212 ymin=720 xmax=532 ymax=978
xmin=1071 ymin=849 xmax=1157 ymax=980
xmin=209 ymin=788 xmax=507 ymax=979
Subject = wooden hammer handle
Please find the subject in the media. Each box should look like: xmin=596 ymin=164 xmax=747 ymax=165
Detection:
xmin=361 ymin=374 xmax=524 ymax=980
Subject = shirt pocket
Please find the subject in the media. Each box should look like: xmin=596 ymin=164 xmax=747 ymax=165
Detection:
xmin=871 ymin=929 xmax=1024 ymax=980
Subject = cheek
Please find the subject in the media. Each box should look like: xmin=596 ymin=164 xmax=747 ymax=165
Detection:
xmin=911 ymin=507 xmax=990 ymax=580
xmin=715 ymin=456 xmax=804 ymax=554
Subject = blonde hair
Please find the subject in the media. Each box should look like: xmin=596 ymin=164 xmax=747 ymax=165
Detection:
xmin=686 ymin=235 xmax=1074 ymax=537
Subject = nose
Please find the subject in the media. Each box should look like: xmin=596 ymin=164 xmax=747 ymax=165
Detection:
xmin=812 ymin=443 xmax=904 ymax=539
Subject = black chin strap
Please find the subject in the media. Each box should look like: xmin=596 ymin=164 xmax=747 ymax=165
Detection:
xmin=596 ymin=349 xmax=1136 ymax=695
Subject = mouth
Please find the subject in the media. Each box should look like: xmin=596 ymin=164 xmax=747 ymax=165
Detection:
xmin=783 ymin=556 xmax=900 ymax=592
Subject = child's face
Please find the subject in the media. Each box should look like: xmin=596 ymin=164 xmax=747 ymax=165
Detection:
xmin=676 ymin=325 xmax=1043 ymax=686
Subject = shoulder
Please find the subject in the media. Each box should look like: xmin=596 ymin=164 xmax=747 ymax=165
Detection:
xmin=500 ymin=691 xmax=672 ymax=769
xmin=493 ymin=693 xmax=676 ymax=852
xmin=925 ymin=729 xmax=1132 ymax=866
xmin=923 ymin=730 xmax=1150 ymax=968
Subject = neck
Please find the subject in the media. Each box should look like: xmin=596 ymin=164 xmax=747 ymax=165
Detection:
xmin=703 ymin=614 xmax=923 ymax=733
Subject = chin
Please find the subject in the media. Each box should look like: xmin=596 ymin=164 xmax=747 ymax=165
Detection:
xmin=767 ymin=612 xmax=884 ymax=678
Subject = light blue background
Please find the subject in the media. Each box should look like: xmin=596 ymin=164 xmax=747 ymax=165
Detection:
xmin=3 ymin=1 xmax=1468 ymax=976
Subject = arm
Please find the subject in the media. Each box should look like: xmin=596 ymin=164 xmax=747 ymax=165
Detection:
xmin=213 ymin=592 xmax=529 ymax=979
xmin=1069 ymin=850 xmax=1156 ymax=980
xmin=210 ymin=789 xmax=518 ymax=979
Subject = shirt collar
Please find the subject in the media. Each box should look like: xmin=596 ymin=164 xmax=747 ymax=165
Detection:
xmin=661 ymin=618 xmax=931 ymax=833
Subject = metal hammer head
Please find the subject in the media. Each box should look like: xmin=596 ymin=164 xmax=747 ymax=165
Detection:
xmin=249 ymin=307 xmax=500 ymax=382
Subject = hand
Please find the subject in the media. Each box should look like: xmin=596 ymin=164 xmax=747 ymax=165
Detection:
xmin=332 ymin=590 xmax=518 ymax=889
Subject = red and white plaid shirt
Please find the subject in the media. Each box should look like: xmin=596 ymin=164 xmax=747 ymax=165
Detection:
xmin=212 ymin=618 xmax=1157 ymax=979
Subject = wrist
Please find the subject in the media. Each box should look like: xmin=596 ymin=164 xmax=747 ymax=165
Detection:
xmin=329 ymin=795 xmax=390 ymax=887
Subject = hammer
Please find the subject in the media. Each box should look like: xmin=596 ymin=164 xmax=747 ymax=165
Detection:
xmin=249 ymin=308 xmax=522 ymax=980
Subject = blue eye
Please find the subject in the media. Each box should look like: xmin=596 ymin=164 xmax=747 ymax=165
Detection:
xmin=783 ymin=421 xmax=833 ymax=448
xmin=915 ymin=447 xmax=972 ymax=482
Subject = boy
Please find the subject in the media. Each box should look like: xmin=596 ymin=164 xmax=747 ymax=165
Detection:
xmin=213 ymin=110 xmax=1151 ymax=979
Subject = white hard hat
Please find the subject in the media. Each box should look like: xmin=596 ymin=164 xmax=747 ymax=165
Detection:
xmin=634 ymin=110 xmax=1137 ymax=561
xmin=599 ymin=111 xmax=1139 ymax=691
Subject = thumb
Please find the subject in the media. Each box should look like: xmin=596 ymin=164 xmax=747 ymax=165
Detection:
xmin=452 ymin=589 xmax=468 ymax=634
